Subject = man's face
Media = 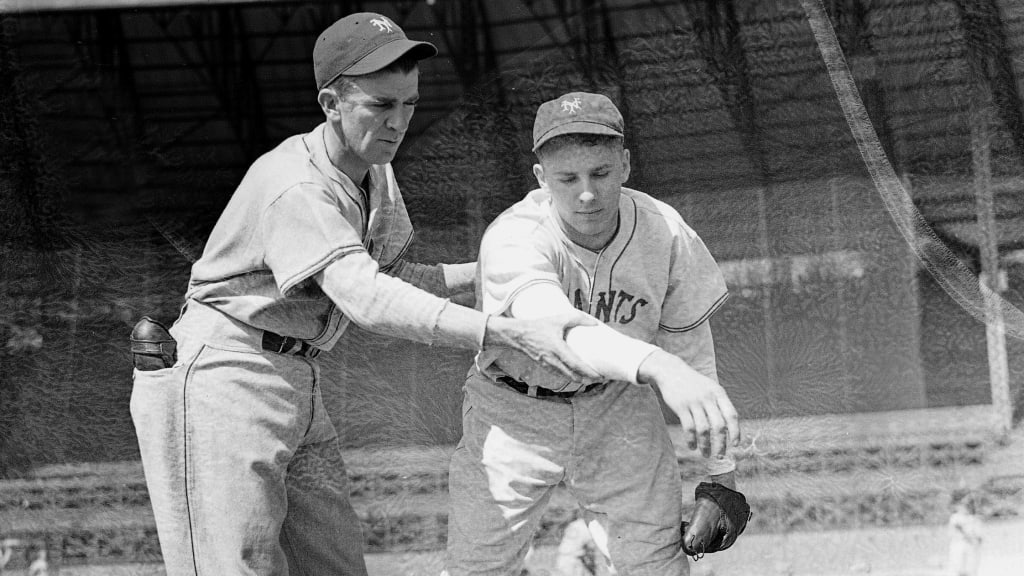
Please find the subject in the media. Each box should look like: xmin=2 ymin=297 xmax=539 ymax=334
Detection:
xmin=335 ymin=68 xmax=420 ymax=167
xmin=534 ymin=141 xmax=630 ymax=251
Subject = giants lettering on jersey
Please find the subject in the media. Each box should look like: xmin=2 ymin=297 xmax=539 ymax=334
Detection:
xmin=572 ymin=288 xmax=648 ymax=324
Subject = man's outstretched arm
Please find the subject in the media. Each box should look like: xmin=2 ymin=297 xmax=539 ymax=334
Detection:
xmin=386 ymin=259 xmax=475 ymax=303
xmin=316 ymin=252 xmax=600 ymax=382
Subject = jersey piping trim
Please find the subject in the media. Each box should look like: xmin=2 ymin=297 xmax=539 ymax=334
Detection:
xmin=278 ymin=244 xmax=365 ymax=295
xmin=378 ymin=229 xmax=414 ymax=273
xmin=307 ymin=303 xmax=345 ymax=348
xmin=658 ymin=291 xmax=730 ymax=333
xmin=604 ymin=195 xmax=638 ymax=295
xmin=305 ymin=126 xmax=374 ymax=234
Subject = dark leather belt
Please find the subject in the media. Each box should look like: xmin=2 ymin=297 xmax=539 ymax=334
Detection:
xmin=262 ymin=331 xmax=321 ymax=359
xmin=497 ymin=376 xmax=604 ymax=400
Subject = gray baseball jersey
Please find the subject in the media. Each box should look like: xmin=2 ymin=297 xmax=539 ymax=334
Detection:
xmin=477 ymin=186 xmax=729 ymax=387
xmin=446 ymin=185 xmax=731 ymax=574
xmin=185 ymin=122 xmax=416 ymax=350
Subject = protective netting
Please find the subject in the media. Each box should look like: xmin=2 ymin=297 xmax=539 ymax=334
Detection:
xmin=398 ymin=0 xmax=1024 ymax=427
xmin=0 ymin=0 xmax=1022 ymax=476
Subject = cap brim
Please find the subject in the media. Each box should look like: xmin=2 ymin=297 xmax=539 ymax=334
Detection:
xmin=533 ymin=121 xmax=623 ymax=151
xmin=345 ymin=39 xmax=438 ymax=76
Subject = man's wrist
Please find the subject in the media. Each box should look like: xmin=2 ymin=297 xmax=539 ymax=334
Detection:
xmin=481 ymin=314 xmax=512 ymax=348
xmin=435 ymin=301 xmax=488 ymax=350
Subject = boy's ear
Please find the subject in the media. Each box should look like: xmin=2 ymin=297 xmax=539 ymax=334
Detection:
xmin=533 ymin=163 xmax=547 ymax=189
xmin=621 ymin=148 xmax=632 ymax=183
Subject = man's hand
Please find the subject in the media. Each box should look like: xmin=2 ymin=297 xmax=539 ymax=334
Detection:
xmin=485 ymin=311 xmax=602 ymax=384
xmin=638 ymin=350 xmax=739 ymax=459
xmin=441 ymin=262 xmax=477 ymax=306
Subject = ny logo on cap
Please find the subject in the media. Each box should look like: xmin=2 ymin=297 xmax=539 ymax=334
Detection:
xmin=561 ymin=97 xmax=582 ymax=114
xmin=370 ymin=17 xmax=394 ymax=33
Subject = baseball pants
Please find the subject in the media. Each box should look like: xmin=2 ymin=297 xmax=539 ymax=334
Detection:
xmin=130 ymin=302 xmax=367 ymax=576
xmin=445 ymin=371 xmax=689 ymax=576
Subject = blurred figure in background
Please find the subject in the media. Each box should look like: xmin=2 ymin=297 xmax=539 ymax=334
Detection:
xmin=27 ymin=547 xmax=50 ymax=576
xmin=947 ymin=489 xmax=983 ymax=576
xmin=0 ymin=539 xmax=13 ymax=575
xmin=554 ymin=514 xmax=602 ymax=576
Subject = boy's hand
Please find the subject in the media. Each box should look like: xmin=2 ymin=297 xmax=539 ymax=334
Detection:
xmin=638 ymin=350 xmax=739 ymax=459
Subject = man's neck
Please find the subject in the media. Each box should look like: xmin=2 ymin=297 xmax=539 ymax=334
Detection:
xmin=324 ymin=123 xmax=370 ymax=186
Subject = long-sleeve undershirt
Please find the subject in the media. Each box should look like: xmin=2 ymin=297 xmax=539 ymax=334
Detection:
xmin=317 ymin=251 xmax=485 ymax=350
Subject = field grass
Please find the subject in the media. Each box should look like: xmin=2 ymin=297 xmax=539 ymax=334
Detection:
xmin=1 ymin=410 xmax=1021 ymax=575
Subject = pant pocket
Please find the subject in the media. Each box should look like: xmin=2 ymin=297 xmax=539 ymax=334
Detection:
xmin=129 ymin=342 xmax=203 ymax=425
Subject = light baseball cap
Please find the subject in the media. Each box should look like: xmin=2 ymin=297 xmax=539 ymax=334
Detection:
xmin=532 ymin=91 xmax=624 ymax=151
xmin=313 ymin=12 xmax=438 ymax=89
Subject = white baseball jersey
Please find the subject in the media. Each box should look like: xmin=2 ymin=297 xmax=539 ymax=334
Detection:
xmin=476 ymin=186 xmax=729 ymax=387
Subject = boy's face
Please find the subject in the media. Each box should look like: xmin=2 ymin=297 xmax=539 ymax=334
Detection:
xmin=533 ymin=141 xmax=631 ymax=251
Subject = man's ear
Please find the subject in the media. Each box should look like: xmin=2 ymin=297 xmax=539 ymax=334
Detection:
xmin=318 ymin=88 xmax=341 ymax=121
xmin=533 ymin=163 xmax=547 ymax=189
xmin=621 ymin=148 xmax=632 ymax=183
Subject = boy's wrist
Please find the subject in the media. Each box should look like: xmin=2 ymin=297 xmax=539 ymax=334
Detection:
xmin=637 ymin=349 xmax=696 ymax=387
xmin=708 ymin=470 xmax=737 ymax=490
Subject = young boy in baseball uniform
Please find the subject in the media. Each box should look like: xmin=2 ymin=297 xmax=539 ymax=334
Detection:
xmin=129 ymin=15 xmax=600 ymax=576
xmin=445 ymin=92 xmax=744 ymax=575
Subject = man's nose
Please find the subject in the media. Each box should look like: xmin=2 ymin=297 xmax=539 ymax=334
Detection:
xmin=387 ymin=105 xmax=414 ymax=132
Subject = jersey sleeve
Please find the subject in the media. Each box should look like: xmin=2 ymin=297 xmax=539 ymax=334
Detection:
xmin=262 ymin=183 xmax=366 ymax=295
xmin=478 ymin=215 xmax=562 ymax=316
xmin=387 ymin=259 xmax=449 ymax=297
xmin=475 ymin=211 xmax=568 ymax=385
xmin=658 ymin=223 xmax=729 ymax=335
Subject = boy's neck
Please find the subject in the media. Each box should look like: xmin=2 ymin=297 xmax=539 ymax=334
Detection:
xmin=559 ymin=213 xmax=621 ymax=252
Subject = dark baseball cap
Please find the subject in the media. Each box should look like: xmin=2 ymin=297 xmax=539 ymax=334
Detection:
xmin=313 ymin=12 xmax=438 ymax=89
xmin=533 ymin=92 xmax=624 ymax=151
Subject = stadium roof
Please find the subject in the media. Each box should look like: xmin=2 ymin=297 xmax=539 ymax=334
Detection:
xmin=0 ymin=0 xmax=294 ymax=13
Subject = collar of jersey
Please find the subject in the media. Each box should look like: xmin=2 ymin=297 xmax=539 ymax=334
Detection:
xmin=541 ymin=189 xmax=637 ymax=261
xmin=305 ymin=122 xmax=384 ymax=228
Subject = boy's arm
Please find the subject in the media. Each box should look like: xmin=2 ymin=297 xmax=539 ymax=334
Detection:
xmin=657 ymin=323 xmax=738 ymax=476
xmin=510 ymin=283 xmax=658 ymax=382
xmin=651 ymin=218 xmax=738 ymax=474
xmin=510 ymin=283 xmax=739 ymax=459
xmin=316 ymin=252 xmax=599 ymax=382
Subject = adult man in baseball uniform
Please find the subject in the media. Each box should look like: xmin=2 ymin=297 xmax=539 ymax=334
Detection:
xmin=444 ymin=92 xmax=746 ymax=575
xmin=129 ymin=14 xmax=599 ymax=576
